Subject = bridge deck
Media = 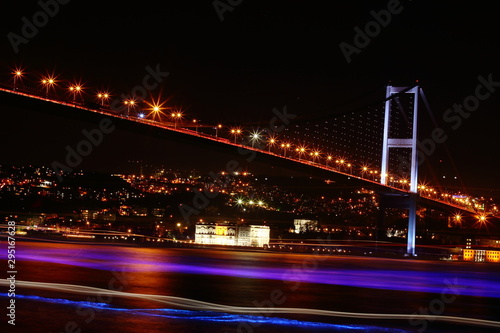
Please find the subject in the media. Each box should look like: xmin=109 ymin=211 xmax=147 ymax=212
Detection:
xmin=0 ymin=86 xmax=483 ymax=215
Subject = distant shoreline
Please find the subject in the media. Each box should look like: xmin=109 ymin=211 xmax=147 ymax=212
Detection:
xmin=0 ymin=233 xmax=468 ymax=262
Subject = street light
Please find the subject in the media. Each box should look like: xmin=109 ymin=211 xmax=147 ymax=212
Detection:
xmin=296 ymin=146 xmax=306 ymax=160
xmin=361 ymin=166 xmax=369 ymax=178
xmin=310 ymin=150 xmax=320 ymax=163
xmin=170 ymin=111 xmax=182 ymax=128
xmin=267 ymin=137 xmax=277 ymax=152
xmin=152 ymin=105 xmax=161 ymax=119
xmin=69 ymin=84 xmax=83 ymax=103
xmin=12 ymin=68 xmax=23 ymax=90
xmin=41 ymin=76 xmax=56 ymax=98
xmin=280 ymin=142 xmax=291 ymax=157
xmin=474 ymin=214 xmax=489 ymax=229
xmin=193 ymin=119 xmax=199 ymax=133
xmin=97 ymin=92 xmax=110 ymax=107
xmin=215 ymin=124 xmax=222 ymax=137
xmin=249 ymin=131 xmax=261 ymax=148
xmin=230 ymin=128 xmax=242 ymax=143
xmin=326 ymin=155 xmax=332 ymax=167
xmin=146 ymin=100 xmax=167 ymax=121
xmin=124 ymin=99 xmax=136 ymax=117
xmin=336 ymin=159 xmax=345 ymax=170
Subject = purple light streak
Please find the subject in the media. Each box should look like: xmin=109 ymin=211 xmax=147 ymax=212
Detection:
xmin=11 ymin=242 xmax=500 ymax=298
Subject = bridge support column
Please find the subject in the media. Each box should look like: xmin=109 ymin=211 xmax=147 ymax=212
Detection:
xmin=407 ymin=194 xmax=417 ymax=256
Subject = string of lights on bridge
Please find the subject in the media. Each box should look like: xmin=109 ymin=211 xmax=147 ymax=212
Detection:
xmin=3 ymin=66 xmax=497 ymax=222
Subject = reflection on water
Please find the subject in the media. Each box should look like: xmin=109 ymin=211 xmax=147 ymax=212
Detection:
xmin=2 ymin=294 xmax=413 ymax=333
xmin=13 ymin=241 xmax=500 ymax=297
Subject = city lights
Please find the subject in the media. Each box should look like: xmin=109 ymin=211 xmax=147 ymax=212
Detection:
xmin=0 ymin=64 xmax=491 ymax=215
xmin=2 ymin=7 xmax=499 ymax=331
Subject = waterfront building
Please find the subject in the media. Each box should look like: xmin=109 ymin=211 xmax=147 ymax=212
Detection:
xmin=463 ymin=248 xmax=500 ymax=263
xmin=195 ymin=222 xmax=269 ymax=247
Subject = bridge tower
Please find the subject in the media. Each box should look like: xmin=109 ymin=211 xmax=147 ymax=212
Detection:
xmin=380 ymin=85 xmax=419 ymax=256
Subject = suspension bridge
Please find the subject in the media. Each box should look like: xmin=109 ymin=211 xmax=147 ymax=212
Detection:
xmin=0 ymin=68 xmax=497 ymax=255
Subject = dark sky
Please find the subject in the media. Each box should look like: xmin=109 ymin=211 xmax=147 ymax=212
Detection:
xmin=0 ymin=1 xmax=499 ymax=195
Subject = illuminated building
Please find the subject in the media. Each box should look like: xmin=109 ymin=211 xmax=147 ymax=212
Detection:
xmin=463 ymin=248 xmax=500 ymax=263
xmin=294 ymin=219 xmax=318 ymax=234
xmin=463 ymin=237 xmax=500 ymax=262
xmin=195 ymin=222 xmax=236 ymax=246
xmin=195 ymin=222 xmax=216 ymax=244
xmin=486 ymin=251 xmax=500 ymax=263
xmin=215 ymin=223 xmax=237 ymax=245
xmin=195 ymin=222 xmax=269 ymax=247
xmin=237 ymin=225 xmax=270 ymax=247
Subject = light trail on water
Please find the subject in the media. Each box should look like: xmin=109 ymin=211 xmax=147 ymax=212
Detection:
xmin=15 ymin=245 xmax=500 ymax=298
xmin=1 ymin=281 xmax=500 ymax=331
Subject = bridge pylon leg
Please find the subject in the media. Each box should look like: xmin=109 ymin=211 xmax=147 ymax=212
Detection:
xmin=406 ymin=194 xmax=417 ymax=256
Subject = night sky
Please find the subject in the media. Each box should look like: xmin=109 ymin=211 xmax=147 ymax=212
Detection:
xmin=0 ymin=1 xmax=499 ymax=196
